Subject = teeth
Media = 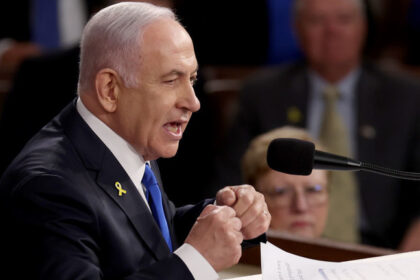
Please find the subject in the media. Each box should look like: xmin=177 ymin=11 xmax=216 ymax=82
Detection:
xmin=167 ymin=125 xmax=178 ymax=133
xmin=166 ymin=123 xmax=180 ymax=134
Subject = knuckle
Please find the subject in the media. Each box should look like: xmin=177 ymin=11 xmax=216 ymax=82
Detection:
xmin=250 ymin=205 xmax=262 ymax=217
xmin=226 ymin=206 xmax=236 ymax=216
xmin=241 ymin=192 xmax=253 ymax=205
xmin=242 ymin=184 xmax=255 ymax=191
xmin=230 ymin=217 xmax=242 ymax=231
xmin=256 ymin=192 xmax=265 ymax=202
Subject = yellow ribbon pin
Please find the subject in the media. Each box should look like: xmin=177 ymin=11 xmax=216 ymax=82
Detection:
xmin=115 ymin=182 xmax=127 ymax=196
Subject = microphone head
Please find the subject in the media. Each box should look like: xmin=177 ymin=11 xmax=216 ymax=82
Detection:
xmin=267 ymin=138 xmax=315 ymax=175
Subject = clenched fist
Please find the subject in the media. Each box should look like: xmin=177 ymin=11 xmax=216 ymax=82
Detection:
xmin=185 ymin=205 xmax=243 ymax=271
xmin=216 ymin=185 xmax=271 ymax=240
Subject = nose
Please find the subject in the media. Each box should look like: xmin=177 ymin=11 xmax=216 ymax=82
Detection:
xmin=292 ymin=190 xmax=309 ymax=212
xmin=179 ymin=82 xmax=200 ymax=113
xmin=324 ymin=18 xmax=341 ymax=36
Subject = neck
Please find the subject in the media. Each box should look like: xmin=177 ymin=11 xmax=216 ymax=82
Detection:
xmin=79 ymin=93 xmax=115 ymax=129
xmin=311 ymin=62 xmax=359 ymax=84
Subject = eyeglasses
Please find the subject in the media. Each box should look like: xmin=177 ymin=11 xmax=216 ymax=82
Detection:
xmin=260 ymin=184 xmax=328 ymax=208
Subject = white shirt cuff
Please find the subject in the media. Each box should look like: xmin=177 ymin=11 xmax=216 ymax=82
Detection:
xmin=174 ymin=243 xmax=219 ymax=280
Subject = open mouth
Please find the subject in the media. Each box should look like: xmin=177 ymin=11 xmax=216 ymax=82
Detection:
xmin=164 ymin=122 xmax=182 ymax=137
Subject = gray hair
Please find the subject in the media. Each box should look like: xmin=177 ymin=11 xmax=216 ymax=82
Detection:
xmin=293 ymin=0 xmax=366 ymax=19
xmin=78 ymin=2 xmax=175 ymax=93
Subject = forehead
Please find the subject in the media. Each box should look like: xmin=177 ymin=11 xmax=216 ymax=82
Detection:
xmin=264 ymin=169 xmax=328 ymax=185
xmin=299 ymin=0 xmax=361 ymax=15
xmin=139 ymin=19 xmax=197 ymax=70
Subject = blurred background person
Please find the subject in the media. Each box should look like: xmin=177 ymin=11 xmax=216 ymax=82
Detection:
xmin=0 ymin=0 xmax=105 ymax=74
xmin=217 ymin=0 xmax=420 ymax=250
xmin=242 ymin=126 xmax=329 ymax=239
xmin=0 ymin=0 xmax=109 ymax=142
xmin=0 ymin=0 xmax=107 ymax=175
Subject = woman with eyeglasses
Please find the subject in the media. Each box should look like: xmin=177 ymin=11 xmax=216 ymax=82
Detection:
xmin=241 ymin=126 xmax=329 ymax=238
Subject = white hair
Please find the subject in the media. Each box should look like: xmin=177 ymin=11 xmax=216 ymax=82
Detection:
xmin=78 ymin=2 xmax=175 ymax=93
xmin=293 ymin=0 xmax=366 ymax=19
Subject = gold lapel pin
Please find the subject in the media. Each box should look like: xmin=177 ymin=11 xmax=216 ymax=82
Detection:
xmin=115 ymin=181 xmax=127 ymax=196
xmin=287 ymin=106 xmax=303 ymax=124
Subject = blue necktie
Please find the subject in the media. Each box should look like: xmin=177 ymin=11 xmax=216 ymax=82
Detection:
xmin=31 ymin=0 xmax=60 ymax=49
xmin=142 ymin=164 xmax=173 ymax=252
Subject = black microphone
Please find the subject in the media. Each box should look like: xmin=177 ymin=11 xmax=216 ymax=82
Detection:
xmin=267 ymin=138 xmax=420 ymax=181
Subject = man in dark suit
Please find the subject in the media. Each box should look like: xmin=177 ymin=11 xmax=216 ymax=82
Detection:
xmin=218 ymin=0 xmax=420 ymax=250
xmin=0 ymin=2 xmax=270 ymax=279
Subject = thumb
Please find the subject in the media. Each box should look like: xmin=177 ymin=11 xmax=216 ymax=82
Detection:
xmin=198 ymin=204 xmax=219 ymax=219
xmin=216 ymin=187 xmax=237 ymax=207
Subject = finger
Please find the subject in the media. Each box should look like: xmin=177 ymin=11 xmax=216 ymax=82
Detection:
xmin=230 ymin=216 xmax=242 ymax=232
xmin=218 ymin=205 xmax=237 ymax=220
xmin=202 ymin=205 xmax=236 ymax=222
xmin=232 ymin=186 xmax=256 ymax=217
xmin=238 ymin=193 xmax=265 ymax=228
xmin=233 ymin=229 xmax=244 ymax=245
xmin=216 ymin=186 xmax=237 ymax=206
xmin=242 ymin=209 xmax=271 ymax=240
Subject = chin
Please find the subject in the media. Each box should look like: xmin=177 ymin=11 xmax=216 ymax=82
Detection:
xmin=289 ymin=226 xmax=316 ymax=239
xmin=158 ymin=144 xmax=179 ymax=159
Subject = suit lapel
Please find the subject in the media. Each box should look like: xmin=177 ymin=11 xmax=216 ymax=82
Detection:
xmin=275 ymin=64 xmax=310 ymax=128
xmin=60 ymin=101 xmax=171 ymax=260
xmin=96 ymin=153 xmax=171 ymax=259
xmin=287 ymin=66 xmax=310 ymax=127
xmin=356 ymin=66 xmax=381 ymax=162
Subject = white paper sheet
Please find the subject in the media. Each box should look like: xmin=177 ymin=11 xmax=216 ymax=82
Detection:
xmin=261 ymin=242 xmax=420 ymax=280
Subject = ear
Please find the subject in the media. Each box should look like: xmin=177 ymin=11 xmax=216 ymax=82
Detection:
xmin=95 ymin=68 xmax=122 ymax=113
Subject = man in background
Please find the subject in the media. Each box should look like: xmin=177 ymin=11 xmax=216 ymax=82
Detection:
xmin=218 ymin=0 xmax=420 ymax=250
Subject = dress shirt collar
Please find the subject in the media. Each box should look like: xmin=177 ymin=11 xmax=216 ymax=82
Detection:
xmin=76 ymin=98 xmax=147 ymax=199
xmin=308 ymin=67 xmax=361 ymax=101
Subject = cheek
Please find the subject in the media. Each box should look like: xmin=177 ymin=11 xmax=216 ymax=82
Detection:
xmin=268 ymin=206 xmax=292 ymax=230
xmin=313 ymin=206 xmax=329 ymax=234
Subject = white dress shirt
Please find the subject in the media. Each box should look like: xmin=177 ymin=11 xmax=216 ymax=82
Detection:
xmin=76 ymin=98 xmax=218 ymax=280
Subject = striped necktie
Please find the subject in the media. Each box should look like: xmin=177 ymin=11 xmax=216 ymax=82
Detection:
xmin=319 ymin=86 xmax=359 ymax=243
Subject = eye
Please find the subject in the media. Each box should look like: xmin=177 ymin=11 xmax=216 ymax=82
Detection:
xmin=272 ymin=186 xmax=290 ymax=196
xmin=164 ymin=78 xmax=177 ymax=85
xmin=305 ymin=185 xmax=324 ymax=194
xmin=337 ymin=13 xmax=355 ymax=25
xmin=190 ymin=76 xmax=198 ymax=86
xmin=306 ymin=15 xmax=324 ymax=26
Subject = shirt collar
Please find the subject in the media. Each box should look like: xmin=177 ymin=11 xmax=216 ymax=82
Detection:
xmin=76 ymin=98 xmax=147 ymax=190
xmin=308 ymin=67 xmax=361 ymax=101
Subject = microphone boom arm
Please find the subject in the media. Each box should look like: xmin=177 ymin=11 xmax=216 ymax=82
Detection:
xmin=314 ymin=150 xmax=362 ymax=171
xmin=314 ymin=150 xmax=420 ymax=181
xmin=360 ymin=162 xmax=420 ymax=181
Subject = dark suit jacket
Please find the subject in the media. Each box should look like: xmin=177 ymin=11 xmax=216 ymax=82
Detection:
xmin=219 ymin=61 xmax=420 ymax=249
xmin=0 ymin=101 xmax=211 ymax=279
